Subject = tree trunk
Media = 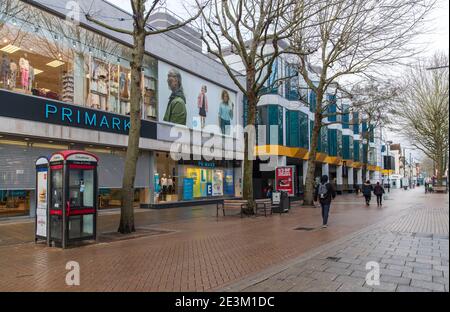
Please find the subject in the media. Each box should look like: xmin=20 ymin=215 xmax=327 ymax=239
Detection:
xmin=242 ymin=70 xmax=257 ymax=214
xmin=436 ymin=148 xmax=444 ymax=187
xmin=303 ymin=111 xmax=322 ymax=206
xmin=304 ymin=88 xmax=324 ymax=206
xmin=118 ymin=29 xmax=145 ymax=234
xmin=362 ymin=130 xmax=370 ymax=182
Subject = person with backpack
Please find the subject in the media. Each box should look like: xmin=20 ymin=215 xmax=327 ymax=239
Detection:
xmin=362 ymin=180 xmax=373 ymax=206
xmin=314 ymin=175 xmax=336 ymax=228
xmin=373 ymin=182 xmax=385 ymax=206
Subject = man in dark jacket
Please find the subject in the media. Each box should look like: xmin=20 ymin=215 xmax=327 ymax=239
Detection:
xmin=362 ymin=180 xmax=373 ymax=206
xmin=314 ymin=175 xmax=336 ymax=228
xmin=373 ymin=182 xmax=385 ymax=206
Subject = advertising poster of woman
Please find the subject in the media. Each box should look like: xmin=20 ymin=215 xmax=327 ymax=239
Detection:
xmin=218 ymin=90 xmax=234 ymax=135
xmin=197 ymin=85 xmax=208 ymax=129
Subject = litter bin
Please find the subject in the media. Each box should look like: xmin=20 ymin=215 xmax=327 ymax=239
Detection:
xmin=272 ymin=191 xmax=289 ymax=213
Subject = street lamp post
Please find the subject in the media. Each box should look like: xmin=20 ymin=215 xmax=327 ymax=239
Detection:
xmin=386 ymin=140 xmax=393 ymax=193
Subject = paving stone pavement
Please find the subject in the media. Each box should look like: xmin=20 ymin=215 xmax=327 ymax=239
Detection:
xmin=0 ymin=188 xmax=447 ymax=291
xmin=222 ymin=193 xmax=449 ymax=292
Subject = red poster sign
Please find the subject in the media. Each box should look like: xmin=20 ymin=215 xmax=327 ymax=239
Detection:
xmin=275 ymin=166 xmax=295 ymax=196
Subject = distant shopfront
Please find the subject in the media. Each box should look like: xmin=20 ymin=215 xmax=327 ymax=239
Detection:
xmin=153 ymin=153 xmax=239 ymax=206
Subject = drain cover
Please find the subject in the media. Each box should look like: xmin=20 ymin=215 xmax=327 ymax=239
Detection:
xmin=294 ymin=227 xmax=315 ymax=231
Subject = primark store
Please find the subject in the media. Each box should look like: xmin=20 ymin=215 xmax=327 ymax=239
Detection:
xmin=0 ymin=0 xmax=244 ymax=218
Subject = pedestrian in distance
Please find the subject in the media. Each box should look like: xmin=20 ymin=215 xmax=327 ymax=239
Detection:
xmin=373 ymin=182 xmax=385 ymax=207
xmin=314 ymin=175 xmax=336 ymax=228
xmin=362 ymin=180 xmax=373 ymax=206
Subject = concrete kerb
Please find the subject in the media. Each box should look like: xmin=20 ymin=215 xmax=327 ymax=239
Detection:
xmin=216 ymin=206 xmax=414 ymax=292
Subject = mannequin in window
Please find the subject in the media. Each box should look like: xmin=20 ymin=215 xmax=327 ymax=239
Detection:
xmin=19 ymin=53 xmax=30 ymax=91
xmin=9 ymin=61 xmax=17 ymax=89
xmin=1 ymin=53 xmax=10 ymax=88
xmin=168 ymin=175 xmax=173 ymax=194
xmin=161 ymin=174 xmax=168 ymax=201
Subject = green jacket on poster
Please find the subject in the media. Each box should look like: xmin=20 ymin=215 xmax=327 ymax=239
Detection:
xmin=163 ymin=92 xmax=187 ymax=126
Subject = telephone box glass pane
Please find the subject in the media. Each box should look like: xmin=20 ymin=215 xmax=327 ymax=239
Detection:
xmin=50 ymin=170 xmax=63 ymax=210
xmin=69 ymin=169 xmax=94 ymax=208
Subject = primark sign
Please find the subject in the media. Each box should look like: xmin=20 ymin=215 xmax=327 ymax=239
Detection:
xmin=0 ymin=89 xmax=156 ymax=139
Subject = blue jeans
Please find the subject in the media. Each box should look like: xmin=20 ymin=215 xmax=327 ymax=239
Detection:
xmin=220 ymin=118 xmax=231 ymax=135
xmin=321 ymin=203 xmax=331 ymax=225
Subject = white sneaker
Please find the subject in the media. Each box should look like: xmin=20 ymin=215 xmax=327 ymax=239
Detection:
xmin=322 ymin=224 xmax=328 ymax=228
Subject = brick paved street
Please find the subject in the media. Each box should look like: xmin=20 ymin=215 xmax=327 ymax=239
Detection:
xmin=222 ymin=191 xmax=449 ymax=292
xmin=0 ymin=187 xmax=448 ymax=291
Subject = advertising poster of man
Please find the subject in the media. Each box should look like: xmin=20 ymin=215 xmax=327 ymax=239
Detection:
xmin=159 ymin=62 xmax=237 ymax=134
xmin=163 ymin=68 xmax=187 ymax=126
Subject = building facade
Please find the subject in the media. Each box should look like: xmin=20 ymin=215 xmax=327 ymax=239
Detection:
xmin=0 ymin=0 xmax=245 ymax=218
xmin=223 ymin=49 xmax=385 ymax=198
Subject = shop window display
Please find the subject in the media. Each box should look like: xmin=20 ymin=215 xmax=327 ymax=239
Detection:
xmin=0 ymin=2 xmax=158 ymax=120
xmin=98 ymin=188 xmax=141 ymax=209
xmin=0 ymin=38 xmax=73 ymax=101
xmin=180 ymin=164 xmax=235 ymax=200
xmin=154 ymin=153 xmax=179 ymax=203
xmin=0 ymin=190 xmax=31 ymax=217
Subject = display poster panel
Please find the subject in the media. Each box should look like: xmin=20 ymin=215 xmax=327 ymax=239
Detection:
xmin=275 ymin=166 xmax=295 ymax=196
xmin=186 ymin=168 xmax=201 ymax=198
xmin=36 ymin=169 xmax=48 ymax=237
xmin=158 ymin=62 xmax=238 ymax=135
xmin=212 ymin=170 xmax=224 ymax=196
xmin=183 ymin=178 xmax=194 ymax=200
xmin=224 ymin=169 xmax=234 ymax=195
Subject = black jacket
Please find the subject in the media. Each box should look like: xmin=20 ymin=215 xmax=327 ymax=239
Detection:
xmin=373 ymin=185 xmax=385 ymax=196
xmin=314 ymin=183 xmax=336 ymax=204
xmin=362 ymin=183 xmax=373 ymax=196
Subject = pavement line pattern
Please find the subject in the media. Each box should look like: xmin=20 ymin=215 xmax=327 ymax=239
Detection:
xmin=385 ymin=206 xmax=449 ymax=236
xmin=220 ymin=201 xmax=449 ymax=292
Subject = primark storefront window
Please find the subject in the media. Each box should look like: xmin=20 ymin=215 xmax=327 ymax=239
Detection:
xmin=0 ymin=1 xmax=158 ymax=120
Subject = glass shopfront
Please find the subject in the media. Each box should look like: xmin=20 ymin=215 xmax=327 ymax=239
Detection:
xmin=153 ymin=154 xmax=236 ymax=204
xmin=179 ymin=160 xmax=235 ymax=201
xmin=154 ymin=152 xmax=179 ymax=203
xmin=0 ymin=190 xmax=31 ymax=217
xmin=0 ymin=0 xmax=158 ymax=120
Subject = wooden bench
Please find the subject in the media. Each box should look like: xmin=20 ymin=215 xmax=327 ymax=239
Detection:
xmin=217 ymin=199 xmax=249 ymax=218
xmin=433 ymin=186 xmax=448 ymax=193
xmin=255 ymin=199 xmax=274 ymax=217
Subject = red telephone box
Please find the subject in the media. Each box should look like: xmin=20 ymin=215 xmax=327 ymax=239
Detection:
xmin=48 ymin=151 xmax=98 ymax=248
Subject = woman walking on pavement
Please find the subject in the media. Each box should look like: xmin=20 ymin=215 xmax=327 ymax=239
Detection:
xmin=362 ymin=180 xmax=373 ymax=206
xmin=314 ymin=175 xmax=336 ymax=228
xmin=373 ymin=182 xmax=385 ymax=207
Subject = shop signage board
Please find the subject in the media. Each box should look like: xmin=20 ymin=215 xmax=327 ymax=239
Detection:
xmin=0 ymin=89 xmax=157 ymax=139
xmin=275 ymin=166 xmax=295 ymax=196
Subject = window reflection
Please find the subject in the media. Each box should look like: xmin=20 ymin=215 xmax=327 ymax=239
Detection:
xmin=0 ymin=0 xmax=158 ymax=120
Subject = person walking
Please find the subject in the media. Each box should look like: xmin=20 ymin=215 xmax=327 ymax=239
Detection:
xmin=362 ymin=180 xmax=373 ymax=206
xmin=373 ymin=182 xmax=385 ymax=207
xmin=314 ymin=175 xmax=336 ymax=228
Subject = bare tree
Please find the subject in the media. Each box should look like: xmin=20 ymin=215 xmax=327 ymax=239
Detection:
xmin=391 ymin=53 xmax=449 ymax=186
xmin=86 ymin=0 xmax=205 ymax=233
xmin=199 ymin=0 xmax=321 ymax=211
xmin=0 ymin=0 xmax=24 ymax=31
xmin=349 ymin=80 xmax=398 ymax=177
xmin=289 ymin=0 xmax=434 ymax=205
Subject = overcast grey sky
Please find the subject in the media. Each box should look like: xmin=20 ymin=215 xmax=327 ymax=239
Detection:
xmin=107 ymin=0 xmax=449 ymax=160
